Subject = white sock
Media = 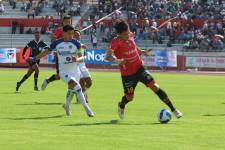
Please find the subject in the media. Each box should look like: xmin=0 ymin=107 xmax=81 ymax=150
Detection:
xmin=74 ymin=84 xmax=93 ymax=115
xmin=66 ymin=89 xmax=74 ymax=108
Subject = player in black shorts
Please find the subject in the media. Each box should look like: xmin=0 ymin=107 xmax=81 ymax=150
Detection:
xmin=16 ymin=30 xmax=48 ymax=92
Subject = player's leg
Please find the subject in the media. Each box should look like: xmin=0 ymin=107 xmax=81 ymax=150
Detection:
xmin=61 ymin=73 xmax=94 ymax=117
xmin=16 ymin=64 xmax=35 ymax=91
xmin=33 ymin=61 xmax=40 ymax=91
xmin=41 ymin=55 xmax=60 ymax=91
xmin=118 ymin=75 xmax=138 ymax=119
xmin=83 ymin=77 xmax=92 ymax=101
xmin=139 ymin=67 xmax=183 ymax=118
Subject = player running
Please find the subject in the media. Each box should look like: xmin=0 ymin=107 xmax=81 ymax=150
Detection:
xmin=105 ymin=20 xmax=183 ymax=119
xmin=41 ymin=15 xmax=71 ymax=91
xmin=16 ymin=30 xmax=48 ymax=92
xmin=32 ymin=25 xmax=94 ymax=117
xmin=74 ymin=29 xmax=92 ymax=103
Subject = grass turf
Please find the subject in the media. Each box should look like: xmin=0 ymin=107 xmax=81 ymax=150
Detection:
xmin=0 ymin=69 xmax=225 ymax=150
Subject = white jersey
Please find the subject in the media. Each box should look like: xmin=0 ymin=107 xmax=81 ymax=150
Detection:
xmin=50 ymin=38 xmax=81 ymax=73
xmin=77 ymin=43 xmax=91 ymax=78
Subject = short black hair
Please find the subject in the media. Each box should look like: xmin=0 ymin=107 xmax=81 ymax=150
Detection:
xmin=63 ymin=25 xmax=74 ymax=32
xmin=74 ymin=29 xmax=81 ymax=34
xmin=114 ymin=20 xmax=129 ymax=34
xmin=63 ymin=15 xmax=71 ymax=20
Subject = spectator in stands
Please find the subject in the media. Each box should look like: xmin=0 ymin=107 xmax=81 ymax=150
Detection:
xmin=0 ymin=0 xmax=4 ymax=15
xmin=12 ymin=21 xmax=17 ymax=34
xmin=92 ymin=33 xmax=98 ymax=49
xmin=28 ymin=8 xmax=35 ymax=19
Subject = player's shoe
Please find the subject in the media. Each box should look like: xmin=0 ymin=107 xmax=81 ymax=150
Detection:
xmin=41 ymin=78 xmax=48 ymax=91
xmin=173 ymin=109 xmax=183 ymax=119
xmin=34 ymin=86 xmax=39 ymax=91
xmin=62 ymin=104 xmax=72 ymax=116
xmin=88 ymin=112 xmax=94 ymax=117
xmin=16 ymin=82 xmax=21 ymax=92
xmin=118 ymin=102 xmax=125 ymax=119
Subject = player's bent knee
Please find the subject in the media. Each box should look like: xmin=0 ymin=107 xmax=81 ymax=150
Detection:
xmin=55 ymin=74 xmax=60 ymax=80
xmin=126 ymin=94 xmax=134 ymax=101
xmin=85 ymin=78 xmax=92 ymax=88
xmin=68 ymin=80 xmax=76 ymax=89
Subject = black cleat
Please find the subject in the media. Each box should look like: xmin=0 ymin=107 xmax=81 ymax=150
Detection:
xmin=34 ymin=86 xmax=39 ymax=91
xmin=16 ymin=82 xmax=21 ymax=92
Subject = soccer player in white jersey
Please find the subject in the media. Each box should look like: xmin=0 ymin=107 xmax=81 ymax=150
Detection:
xmin=30 ymin=25 xmax=94 ymax=117
xmin=74 ymin=29 xmax=92 ymax=103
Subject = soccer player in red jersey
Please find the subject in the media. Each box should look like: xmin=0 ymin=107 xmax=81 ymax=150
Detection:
xmin=105 ymin=20 xmax=183 ymax=119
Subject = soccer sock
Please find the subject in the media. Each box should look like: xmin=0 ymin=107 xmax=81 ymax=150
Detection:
xmin=119 ymin=96 xmax=130 ymax=109
xmin=155 ymin=88 xmax=176 ymax=112
xmin=74 ymin=84 xmax=93 ymax=115
xmin=46 ymin=74 xmax=56 ymax=83
xmin=83 ymin=90 xmax=88 ymax=103
xmin=34 ymin=73 xmax=39 ymax=87
xmin=65 ymin=89 xmax=74 ymax=108
xmin=18 ymin=74 xmax=29 ymax=84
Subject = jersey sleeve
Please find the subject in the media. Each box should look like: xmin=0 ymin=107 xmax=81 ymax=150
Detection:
xmin=71 ymin=39 xmax=81 ymax=49
xmin=109 ymin=38 xmax=122 ymax=59
xmin=109 ymin=38 xmax=119 ymax=52
xmin=26 ymin=41 xmax=32 ymax=47
xmin=49 ymin=41 xmax=57 ymax=51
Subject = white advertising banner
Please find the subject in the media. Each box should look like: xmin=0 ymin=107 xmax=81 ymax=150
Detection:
xmin=186 ymin=56 xmax=225 ymax=68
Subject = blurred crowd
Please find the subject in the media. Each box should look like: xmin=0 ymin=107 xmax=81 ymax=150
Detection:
xmin=82 ymin=0 xmax=225 ymax=50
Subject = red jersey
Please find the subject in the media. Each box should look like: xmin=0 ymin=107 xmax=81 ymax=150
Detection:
xmin=54 ymin=27 xmax=63 ymax=39
xmin=109 ymin=33 xmax=143 ymax=76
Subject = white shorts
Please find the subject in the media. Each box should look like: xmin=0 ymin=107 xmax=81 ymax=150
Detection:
xmin=78 ymin=63 xmax=91 ymax=78
xmin=60 ymin=71 xmax=81 ymax=84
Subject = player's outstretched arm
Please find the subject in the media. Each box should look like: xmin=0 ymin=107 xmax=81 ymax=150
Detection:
xmin=105 ymin=49 xmax=126 ymax=65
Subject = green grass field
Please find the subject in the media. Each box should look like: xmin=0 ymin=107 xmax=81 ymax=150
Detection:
xmin=0 ymin=69 xmax=225 ymax=150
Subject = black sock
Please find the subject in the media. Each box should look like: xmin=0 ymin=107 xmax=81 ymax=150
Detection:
xmin=119 ymin=96 xmax=130 ymax=109
xmin=155 ymin=88 xmax=175 ymax=112
xmin=34 ymin=73 xmax=39 ymax=87
xmin=18 ymin=74 xmax=29 ymax=84
xmin=46 ymin=74 xmax=56 ymax=83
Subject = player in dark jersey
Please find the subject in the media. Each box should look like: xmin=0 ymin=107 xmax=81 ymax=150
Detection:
xmin=16 ymin=30 xmax=48 ymax=91
xmin=41 ymin=15 xmax=71 ymax=91
xmin=105 ymin=20 xmax=183 ymax=119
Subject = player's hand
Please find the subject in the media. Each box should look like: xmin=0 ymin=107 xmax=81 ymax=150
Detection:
xmin=81 ymin=45 xmax=87 ymax=49
xmin=26 ymin=57 xmax=36 ymax=63
xmin=117 ymin=59 xmax=126 ymax=65
xmin=142 ymin=50 xmax=152 ymax=56
xmin=72 ymin=56 xmax=77 ymax=62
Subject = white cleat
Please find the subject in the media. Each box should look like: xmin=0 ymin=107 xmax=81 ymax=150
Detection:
xmin=62 ymin=104 xmax=72 ymax=116
xmin=173 ymin=109 xmax=183 ymax=119
xmin=118 ymin=102 xmax=125 ymax=119
xmin=88 ymin=112 xmax=94 ymax=117
xmin=41 ymin=78 xmax=48 ymax=91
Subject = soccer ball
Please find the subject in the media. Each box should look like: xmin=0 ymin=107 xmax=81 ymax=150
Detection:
xmin=157 ymin=109 xmax=172 ymax=124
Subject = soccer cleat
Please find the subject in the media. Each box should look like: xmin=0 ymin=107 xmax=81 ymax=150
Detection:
xmin=88 ymin=112 xmax=94 ymax=117
xmin=16 ymin=82 xmax=21 ymax=92
xmin=173 ymin=109 xmax=183 ymax=119
xmin=34 ymin=86 xmax=39 ymax=91
xmin=62 ymin=104 xmax=72 ymax=116
xmin=118 ymin=102 xmax=125 ymax=119
xmin=41 ymin=78 xmax=48 ymax=91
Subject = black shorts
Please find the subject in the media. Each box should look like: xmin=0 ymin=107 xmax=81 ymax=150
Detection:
xmin=121 ymin=66 xmax=155 ymax=96
xmin=28 ymin=59 xmax=40 ymax=67
xmin=55 ymin=55 xmax=59 ymax=74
